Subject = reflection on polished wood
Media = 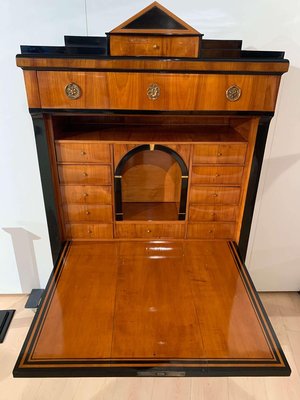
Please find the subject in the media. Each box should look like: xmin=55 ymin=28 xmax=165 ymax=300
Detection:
xmin=123 ymin=202 xmax=179 ymax=221
xmin=14 ymin=240 xmax=289 ymax=377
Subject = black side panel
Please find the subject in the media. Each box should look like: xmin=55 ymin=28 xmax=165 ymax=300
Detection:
xmin=32 ymin=114 xmax=63 ymax=265
xmin=238 ymin=116 xmax=272 ymax=260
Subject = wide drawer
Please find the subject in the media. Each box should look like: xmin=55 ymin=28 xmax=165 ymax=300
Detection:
xmin=187 ymin=223 xmax=235 ymax=239
xmin=65 ymin=223 xmax=113 ymax=239
xmin=193 ymin=144 xmax=247 ymax=164
xmin=191 ymin=166 xmax=244 ymax=185
xmin=189 ymin=205 xmax=238 ymax=222
xmin=58 ymin=165 xmax=111 ymax=185
xmin=63 ymin=204 xmax=112 ymax=223
xmin=190 ymin=186 xmax=241 ymax=205
xmin=60 ymin=185 xmax=112 ymax=204
xmin=115 ymin=223 xmax=185 ymax=239
xmin=37 ymin=71 xmax=279 ymax=112
xmin=109 ymin=35 xmax=200 ymax=58
xmin=56 ymin=142 xmax=111 ymax=163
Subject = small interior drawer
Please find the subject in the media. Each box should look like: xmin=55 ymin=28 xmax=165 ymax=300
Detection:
xmin=65 ymin=223 xmax=113 ymax=239
xmin=189 ymin=186 xmax=241 ymax=205
xmin=60 ymin=185 xmax=112 ymax=204
xmin=63 ymin=204 xmax=112 ymax=223
xmin=56 ymin=142 xmax=111 ymax=163
xmin=115 ymin=223 xmax=185 ymax=239
xmin=193 ymin=144 xmax=247 ymax=164
xmin=191 ymin=166 xmax=244 ymax=185
xmin=187 ymin=222 xmax=236 ymax=239
xmin=189 ymin=205 xmax=238 ymax=222
xmin=58 ymin=165 xmax=111 ymax=185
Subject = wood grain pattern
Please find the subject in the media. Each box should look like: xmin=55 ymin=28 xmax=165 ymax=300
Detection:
xmin=58 ymin=165 xmax=111 ymax=185
xmin=193 ymin=143 xmax=247 ymax=164
xmin=189 ymin=186 xmax=241 ymax=205
xmin=65 ymin=224 xmax=113 ymax=239
xmin=63 ymin=204 xmax=112 ymax=223
xmin=60 ymin=185 xmax=112 ymax=204
xmin=188 ymin=204 xmax=238 ymax=222
xmin=110 ymin=35 xmax=199 ymax=57
xmin=23 ymin=70 xmax=41 ymax=108
xmin=191 ymin=166 xmax=244 ymax=185
xmin=14 ymin=240 xmax=289 ymax=376
xmin=187 ymin=222 xmax=235 ymax=239
xmin=115 ymin=222 xmax=185 ymax=238
xmin=55 ymin=142 xmax=111 ymax=163
xmin=37 ymin=71 xmax=280 ymax=112
xmin=16 ymin=57 xmax=290 ymax=74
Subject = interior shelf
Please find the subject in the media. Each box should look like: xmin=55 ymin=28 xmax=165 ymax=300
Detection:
xmin=122 ymin=202 xmax=179 ymax=221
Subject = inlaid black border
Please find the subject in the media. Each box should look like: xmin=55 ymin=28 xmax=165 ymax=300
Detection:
xmin=13 ymin=241 xmax=291 ymax=378
xmin=114 ymin=144 xmax=188 ymax=221
xmin=0 ymin=310 xmax=15 ymax=343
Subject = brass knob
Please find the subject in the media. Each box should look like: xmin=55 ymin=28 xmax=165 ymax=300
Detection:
xmin=217 ymin=152 xmax=222 ymax=157
xmin=86 ymin=211 xmax=90 ymax=215
xmin=215 ymin=174 xmax=220 ymax=177
xmin=80 ymin=151 xmax=86 ymax=156
xmin=226 ymin=85 xmax=242 ymax=101
xmin=82 ymin=172 xmax=88 ymax=176
xmin=83 ymin=193 xmax=88 ymax=197
xmin=147 ymin=229 xmax=152 ymax=233
xmin=147 ymin=83 xmax=160 ymax=101
xmin=153 ymin=44 xmax=159 ymax=49
xmin=65 ymin=82 xmax=81 ymax=100
xmin=88 ymin=229 xmax=92 ymax=234
xmin=209 ymin=230 xmax=213 ymax=234
xmin=212 ymin=193 xmax=218 ymax=197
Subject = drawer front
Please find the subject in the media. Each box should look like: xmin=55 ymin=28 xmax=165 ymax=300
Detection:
xmin=37 ymin=71 xmax=279 ymax=112
xmin=193 ymin=144 xmax=247 ymax=164
xmin=192 ymin=166 xmax=244 ymax=185
xmin=189 ymin=205 xmax=238 ymax=222
xmin=63 ymin=204 xmax=112 ymax=223
xmin=110 ymin=35 xmax=199 ymax=58
xmin=56 ymin=142 xmax=111 ymax=163
xmin=190 ymin=186 xmax=241 ymax=205
xmin=115 ymin=223 xmax=185 ymax=239
xmin=65 ymin=223 xmax=113 ymax=239
xmin=58 ymin=165 xmax=111 ymax=185
xmin=187 ymin=223 xmax=235 ymax=239
xmin=60 ymin=185 xmax=112 ymax=204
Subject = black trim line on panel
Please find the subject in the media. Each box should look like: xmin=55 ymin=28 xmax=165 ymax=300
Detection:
xmin=238 ymin=116 xmax=272 ymax=260
xmin=13 ymin=242 xmax=71 ymax=377
xmin=28 ymin=109 xmax=275 ymax=117
xmin=229 ymin=242 xmax=291 ymax=375
xmin=31 ymin=114 xmax=63 ymax=264
xmin=114 ymin=144 xmax=188 ymax=221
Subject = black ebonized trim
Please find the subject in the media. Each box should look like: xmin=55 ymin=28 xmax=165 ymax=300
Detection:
xmin=32 ymin=114 xmax=63 ymax=264
xmin=25 ymin=289 xmax=45 ymax=309
xmin=13 ymin=240 xmax=291 ymax=377
xmin=0 ymin=310 xmax=15 ymax=343
xmin=28 ymin=109 xmax=275 ymax=117
xmin=238 ymin=116 xmax=271 ymax=260
xmin=114 ymin=144 xmax=188 ymax=221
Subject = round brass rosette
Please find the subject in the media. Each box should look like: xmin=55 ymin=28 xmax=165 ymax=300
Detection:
xmin=65 ymin=83 xmax=81 ymax=100
xmin=226 ymin=85 xmax=242 ymax=102
xmin=147 ymin=83 xmax=160 ymax=100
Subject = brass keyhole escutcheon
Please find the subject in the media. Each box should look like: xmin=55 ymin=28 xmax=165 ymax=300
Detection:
xmin=147 ymin=83 xmax=160 ymax=101
xmin=65 ymin=82 xmax=81 ymax=100
xmin=226 ymin=85 xmax=242 ymax=102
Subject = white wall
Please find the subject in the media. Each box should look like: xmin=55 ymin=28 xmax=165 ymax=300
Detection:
xmin=0 ymin=0 xmax=299 ymax=293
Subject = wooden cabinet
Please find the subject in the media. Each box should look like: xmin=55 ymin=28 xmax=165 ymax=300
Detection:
xmin=14 ymin=1 xmax=290 ymax=379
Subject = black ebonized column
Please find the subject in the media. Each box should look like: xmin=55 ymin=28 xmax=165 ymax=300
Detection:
xmin=31 ymin=113 xmax=63 ymax=265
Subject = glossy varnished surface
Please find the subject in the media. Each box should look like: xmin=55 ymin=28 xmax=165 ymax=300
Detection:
xmin=14 ymin=240 xmax=290 ymax=377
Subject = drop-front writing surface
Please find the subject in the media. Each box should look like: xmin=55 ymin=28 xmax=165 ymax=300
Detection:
xmin=14 ymin=1 xmax=290 ymax=378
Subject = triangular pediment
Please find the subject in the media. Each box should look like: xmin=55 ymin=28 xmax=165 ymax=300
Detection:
xmin=110 ymin=2 xmax=199 ymax=35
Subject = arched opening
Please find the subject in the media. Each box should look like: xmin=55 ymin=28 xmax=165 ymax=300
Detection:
xmin=115 ymin=145 xmax=188 ymax=221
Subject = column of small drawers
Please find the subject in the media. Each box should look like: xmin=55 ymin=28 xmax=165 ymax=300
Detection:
xmin=55 ymin=142 xmax=114 ymax=239
xmin=187 ymin=143 xmax=247 ymax=239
